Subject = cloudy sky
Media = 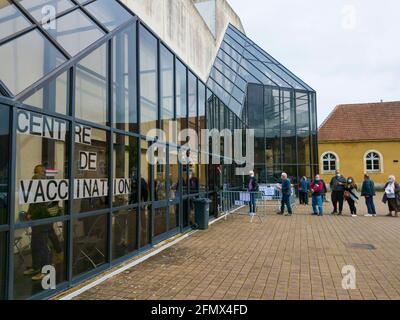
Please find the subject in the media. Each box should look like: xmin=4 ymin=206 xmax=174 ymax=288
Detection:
xmin=227 ymin=0 xmax=400 ymax=125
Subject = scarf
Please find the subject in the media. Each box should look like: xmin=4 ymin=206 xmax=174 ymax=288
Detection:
xmin=385 ymin=182 xmax=395 ymax=196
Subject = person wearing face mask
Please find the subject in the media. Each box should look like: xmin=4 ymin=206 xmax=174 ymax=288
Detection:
xmin=278 ymin=173 xmax=293 ymax=216
xmin=344 ymin=177 xmax=359 ymax=217
xmin=329 ymin=169 xmax=347 ymax=215
xmin=310 ymin=175 xmax=325 ymax=216
xmin=361 ymin=174 xmax=377 ymax=217
xmin=247 ymin=171 xmax=259 ymax=215
xmin=382 ymin=175 xmax=400 ymax=217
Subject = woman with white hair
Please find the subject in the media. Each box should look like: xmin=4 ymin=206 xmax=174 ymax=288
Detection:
xmin=383 ymin=175 xmax=400 ymax=217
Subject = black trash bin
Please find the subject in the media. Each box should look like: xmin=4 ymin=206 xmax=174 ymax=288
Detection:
xmin=193 ymin=198 xmax=211 ymax=230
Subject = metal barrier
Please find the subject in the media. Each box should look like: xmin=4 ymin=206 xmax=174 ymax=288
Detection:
xmin=219 ymin=186 xmax=296 ymax=223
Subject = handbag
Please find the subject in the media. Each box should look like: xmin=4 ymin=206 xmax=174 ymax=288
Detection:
xmin=344 ymin=191 xmax=351 ymax=201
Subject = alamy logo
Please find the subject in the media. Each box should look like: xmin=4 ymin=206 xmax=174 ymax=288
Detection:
xmin=42 ymin=5 xmax=57 ymax=30
xmin=341 ymin=265 xmax=356 ymax=290
xmin=41 ymin=265 xmax=56 ymax=290
xmin=145 ymin=122 xmax=255 ymax=176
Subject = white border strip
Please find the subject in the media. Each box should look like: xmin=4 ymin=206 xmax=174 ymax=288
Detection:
xmin=59 ymin=213 xmax=230 ymax=300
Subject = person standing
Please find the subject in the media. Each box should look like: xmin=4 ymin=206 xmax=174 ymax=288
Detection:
xmin=344 ymin=177 xmax=359 ymax=217
xmin=382 ymin=175 xmax=400 ymax=217
xmin=310 ymin=175 xmax=324 ymax=216
xmin=299 ymin=176 xmax=310 ymax=205
xmin=330 ymin=169 xmax=347 ymax=215
xmin=361 ymin=174 xmax=377 ymax=217
xmin=278 ymin=173 xmax=293 ymax=216
xmin=247 ymin=171 xmax=259 ymax=215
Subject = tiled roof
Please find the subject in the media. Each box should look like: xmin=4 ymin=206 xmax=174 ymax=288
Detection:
xmin=318 ymin=101 xmax=400 ymax=142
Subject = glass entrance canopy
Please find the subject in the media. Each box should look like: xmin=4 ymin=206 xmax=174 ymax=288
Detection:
xmin=208 ymin=24 xmax=318 ymax=183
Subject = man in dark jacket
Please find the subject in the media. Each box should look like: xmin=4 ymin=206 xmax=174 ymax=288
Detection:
xmin=279 ymin=173 xmax=293 ymax=216
xmin=361 ymin=174 xmax=376 ymax=217
xmin=247 ymin=171 xmax=259 ymax=214
xmin=330 ymin=169 xmax=347 ymax=215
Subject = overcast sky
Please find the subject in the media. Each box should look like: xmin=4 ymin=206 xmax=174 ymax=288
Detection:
xmin=227 ymin=0 xmax=400 ymax=125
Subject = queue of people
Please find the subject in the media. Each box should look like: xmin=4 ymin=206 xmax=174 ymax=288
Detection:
xmin=247 ymin=170 xmax=400 ymax=217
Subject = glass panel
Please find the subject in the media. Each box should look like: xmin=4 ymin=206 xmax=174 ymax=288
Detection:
xmin=140 ymin=205 xmax=150 ymax=247
xmin=140 ymin=139 xmax=151 ymax=202
xmin=0 ymin=232 xmax=6 ymax=299
xmin=17 ymin=0 xmax=74 ymax=22
xmin=15 ymin=110 xmax=69 ymax=222
xmin=112 ymin=208 xmax=137 ymax=260
xmin=75 ymin=43 xmax=107 ymax=125
xmin=176 ymin=59 xmax=187 ymax=141
xmin=14 ymin=222 xmax=66 ymax=299
xmin=182 ymin=198 xmax=194 ymax=228
xmin=154 ymin=207 xmax=167 ymax=237
xmin=48 ymin=8 xmax=104 ymax=56
xmin=139 ymin=26 xmax=157 ymax=137
xmin=154 ymin=146 xmax=168 ymax=201
xmin=169 ymin=146 xmax=179 ymax=201
xmin=188 ymin=72 xmax=197 ymax=147
xmin=198 ymin=82 xmax=206 ymax=148
xmin=113 ymin=133 xmax=139 ymax=207
xmin=73 ymin=214 xmax=107 ymax=276
xmin=84 ymin=0 xmax=132 ymax=31
xmin=0 ymin=105 xmax=9 ymax=225
xmin=73 ymin=126 xmax=109 ymax=214
xmin=113 ymin=23 xmax=137 ymax=132
xmin=0 ymin=29 xmax=66 ymax=95
xmin=0 ymin=0 xmax=31 ymax=41
xmin=169 ymin=204 xmax=178 ymax=231
xmin=160 ymin=44 xmax=174 ymax=142
xmin=23 ymin=71 xmax=68 ymax=115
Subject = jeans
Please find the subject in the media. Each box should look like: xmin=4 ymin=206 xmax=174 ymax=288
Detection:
xmin=312 ymin=195 xmax=323 ymax=215
xmin=281 ymin=194 xmax=292 ymax=215
xmin=249 ymin=193 xmax=256 ymax=214
xmin=365 ymin=196 xmax=376 ymax=215
xmin=331 ymin=191 xmax=344 ymax=213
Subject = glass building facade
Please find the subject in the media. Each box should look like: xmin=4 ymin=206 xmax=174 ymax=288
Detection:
xmin=0 ymin=1 xmax=317 ymax=300
xmin=208 ymin=24 xmax=318 ymax=184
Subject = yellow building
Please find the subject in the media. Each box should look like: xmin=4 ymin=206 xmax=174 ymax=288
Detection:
xmin=318 ymin=101 xmax=400 ymax=187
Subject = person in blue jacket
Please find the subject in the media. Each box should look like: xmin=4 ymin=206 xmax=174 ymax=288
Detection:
xmin=299 ymin=176 xmax=310 ymax=205
xmin=278 ymin=172 xmax=293 ymax=216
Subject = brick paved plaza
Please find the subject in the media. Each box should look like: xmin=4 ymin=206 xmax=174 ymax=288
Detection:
xmin=72 ymin=193 xmax=400 ymax=300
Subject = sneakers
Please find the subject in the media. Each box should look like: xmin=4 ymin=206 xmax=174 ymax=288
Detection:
xmin=31 ymin=273 xmax=46 ymax=281
xmin=23 ymin=268 xmax=40 ymax=276
xmin=351 ymin=214 xmax=357 ymax=217
xmin=364 ymin=214 xmax=373 ymax=217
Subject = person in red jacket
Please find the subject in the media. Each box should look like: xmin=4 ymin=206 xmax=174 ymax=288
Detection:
xmin=310 ymin=175 xmax=325 ymax=216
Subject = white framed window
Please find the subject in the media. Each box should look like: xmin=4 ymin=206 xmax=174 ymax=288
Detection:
xmin=321 ymin=152 xmax=338 ymax=173
xmin=364 ymin=150 xmax=383 ymax=173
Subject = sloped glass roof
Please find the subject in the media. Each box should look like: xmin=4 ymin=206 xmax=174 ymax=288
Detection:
xmin=207 ymin=24 xmax=314 ymax=116
xmin=0 ymin=0 xmax=135 ymax=97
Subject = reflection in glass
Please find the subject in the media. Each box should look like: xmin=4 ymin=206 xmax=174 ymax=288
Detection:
xmin=160 ymin=45 xmax=174 ymax=142
xmin=16 ymin=110 xmax=69 ymax=222
xmin=0 ymin=232 xmax=6 ymax=299
xmin=48 ymin=8 xmax=104 ymax=56
xmin=176 ymin=60 xmax=187 ymax=139
xmin=23 ymin=71 xmax=68 ymax=115
xmin=0 ymin=105 xmax=9 ymax=225
xmin=169 ymin=205 xmax=178 ymax=231
xmin=85 ymin=0 xmax=133 ymax=31
xmin=0 ymin=29 xmax=66 ymax=95
xmin=140 ymin=139 xmax=151 ymax=203
xmin=169 ymin=146 xmax=179 ymax=200
xmin=0 ymin=0 xmax=30 ymax=41
xmin=140 ymin=205 xmax=150 ymax=247
xmin=154 ymin=207 xmax=167 ymax=237
xmin=17 ymin=0 xmax=73 ymax=22
xmin=73 ymin=214 xmax=107 ymax=276
xmin=75 ymin=43 xmax=107 ymax=125
xmin=112 ymin=208 xmax=137 ymax=260
xmin=74 ymin=127 xmax=109 ymax=214
xmin=14 ymin=222 xmax=66 ymax=299
xmin=113 ymin=23 xmax=137 ymax=132
xmin=113 ymin=133 xmax=138 ymax=206
xmin=139 ymin=26 xmax=158 ymax=137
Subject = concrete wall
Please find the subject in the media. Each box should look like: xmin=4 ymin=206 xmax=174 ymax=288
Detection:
xmin=121 ymin=0 xmax=245 ymax=82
